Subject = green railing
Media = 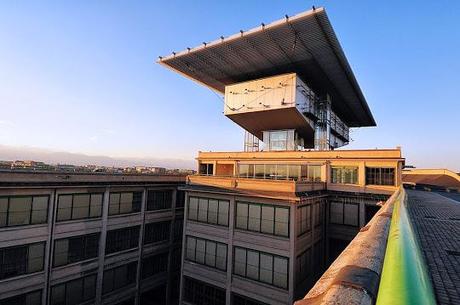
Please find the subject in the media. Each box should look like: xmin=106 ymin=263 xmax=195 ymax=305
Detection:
xmin=376 ymin=188 xmax=436 ymax=305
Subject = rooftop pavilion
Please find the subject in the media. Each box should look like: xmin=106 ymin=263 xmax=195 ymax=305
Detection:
xmin=159 ymin=7 xmax=375 ymax=151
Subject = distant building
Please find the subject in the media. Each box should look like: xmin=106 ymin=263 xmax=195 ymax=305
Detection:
xmin=12 ymin=160 xmax=52 ymax=171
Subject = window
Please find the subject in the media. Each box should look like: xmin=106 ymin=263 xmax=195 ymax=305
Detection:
xmin=50 ymin=273 xmax=96 ymax=305
xmin=198 ymin=163 xmax=214 ymax=176
xmin=53 ymin=233 xmax=99 ymax=267
xmin=143 ymin=221 xmax=170 ymax=245
xmin=296 ymin=248 xmax=311 ymax=284
xmin=236 ymin=202 xmax=289 ymax=237
xmin=109 ymin=192 xmax=142 ymax=216
xmin=105 ymin=226 xmax=140 ymax=254
xmin=232 ymin=293 xmax=268 ymax=305
xmin=171 ymin=247 xmax=182 ymax=271
xmin=233 ymin=246 xmax=288 ymax=289
xmin=296 ymin=205 xmax=311 ymax=236
xmin=237 ymin=163 xmax=321 ymax=182
xmin=313 ymin=200 xmax=324 ymax=227
xmin=331 ymin=167 xmax=358 ymax=184
xmin=0 ymin=242 xmax=45 ymax=280
xmin=329 ymin=200 xmax=359 ymax=226
xmin=366 ymin=167 xmax=395 ymax=186
xmin=146 ymin=190 xmax=172 ymax=211
xmin=185 ymin=236 xmax=227 ymax=271
xmin=188 ymin=197 xmax=229 ymax=226
xmin=183 ymin=277 xmax=225 ymax=305
xmin=141 ymin=252 xmax=168 ymax=279
xmin=103 ymin=262 xmax=137 ymax=295
xmin=56 ymin=193 xmax=103 ymax=221
xmin=263 ymin=130 xmax=295 ymax=151
xmin=0 ymin=195 xmax=48 ymax=227
xmin=0 ymin=290 xmax=42 ymax=305
xmin=313 ymin=240 xmax=324 ymax=274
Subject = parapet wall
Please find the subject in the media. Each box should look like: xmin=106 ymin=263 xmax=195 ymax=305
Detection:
xmin=294 ymin=188 xmax=399 ymax=305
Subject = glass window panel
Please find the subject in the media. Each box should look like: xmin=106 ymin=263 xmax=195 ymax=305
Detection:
xmin=265 ymin=164 xmax=276 ymax=180
xmin=57 ymin=195 xmax=72 ymax=221
xmin=54 ymin=239 xmax=69 ymax=266
xmin=254 ymin=165 xmax=265 ymax=179
xmin=197 ymin=198 xmax=208 ymax=222
xmin=234 ymin=248 xmax=246 ymax=276
xmin=114 ymin=265 xmax=128 ymax=289
xmin=218 ymin=200 xmax=229 ymax=226
xmin=261 ymin=206 xmax=274 ymax=234
xmin=119 ymin=192 xmax=133 ymax=214
xmin=51 ymin=285 xmax=65 ymax=305
xmin=260 ymin=253 xmax=273 ymax=284
xmin=31 ymin=196 xmax=48 ymax=224
xmin=330 ymin=202 xmax=343 ymax=224
xmin=238 ymin=164 xmax=249 ymax=178
xmin=288 ymin=165 xmax=301 ymax=180
xmin=90 ymin=194 xmax=103 ymax=217
xmin=72 ymin=194 xmax=90 ymax=219
xmin=83 ymin=275 xmax=96 ymax=300
xmin=8 ymin=197 xmax=32 ymax=226
xmin=188 ymin=197 xmax=198 ymax=220
xmin=344 ymin=203 xmax=359 ymax=226
xmin=186 ymin=237 xmax=196 ymax=261
xmin=236 ymin=203 xmax=248 ymax=230
xmin=275 ymin=207 xmax=289 ymax=237
xmin=276 ymin=164 xmax=288 ymax=180
xmin=0 ymin=197 xmax=8 ymax=227
xmin=109 ymin=193 xmax=120 ymax=216
xmin=205 ymin=241 xmax=216 ymax=267
xmin=248 ymin=204 xmax=261 ymax=232
xmin=195 ymin=239 xmax=205 ymax=264
xmin=28 ymin=243 xmax=44 ymax=273
xmin=66 ymin=278 xmax=83 ymax=305
xmin=26 ymin=290 xmax=42 ymax=305
xmin=208 ymin=200 xmax=218 ymax=224
xmin=246 ymin=250 xmax=259 ymax=280
xmin=216 ymin=244 xmax=227 ymax=271
xmin=273 ymin=257 xmax=288 ymax=289
xmin=103 ymin=270 xmax=114 ymax=294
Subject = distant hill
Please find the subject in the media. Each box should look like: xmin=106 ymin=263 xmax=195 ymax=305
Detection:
xmin=0 ymin=145 xmax=195 ymax=170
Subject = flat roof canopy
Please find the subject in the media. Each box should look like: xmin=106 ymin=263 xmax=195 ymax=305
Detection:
xmin=158 ymin=7 xmax=375 ymax=127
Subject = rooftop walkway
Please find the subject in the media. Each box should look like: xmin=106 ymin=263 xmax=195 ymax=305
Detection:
xmin=406 ymin=189 xmax=460 ymax=305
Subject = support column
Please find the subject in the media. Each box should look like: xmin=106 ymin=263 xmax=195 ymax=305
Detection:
xmin=95 ymin=187 xmax=110 ymax=305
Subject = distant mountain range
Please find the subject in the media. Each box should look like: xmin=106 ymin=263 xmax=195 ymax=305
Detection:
xmin=0 ymin=145 xmax=195 ymax=170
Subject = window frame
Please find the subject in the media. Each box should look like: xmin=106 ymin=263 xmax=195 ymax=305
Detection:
xmin=53 ymin=233 xmax=100 ymax=267
xmin=185 ymin=235 xmax=227 ymax=272
xmin=232 ymin=246 xmax=289 ymax=290
xmin=187 ymin=196 xmax=229 ymax=227
xmin=0 ymin=242 xmax=45 ymax=281
xmin=56 ymin=193 xmax=103 ymax=222
xmin=108 ymin=191 xmax=142 ymax=217
xmin=235 ymin=201 xmax=290 ymax=238
xmin=0 ymin=195 xmax=49 ymax=228
xmin=365 ymin=167 xmax=396 ymax=186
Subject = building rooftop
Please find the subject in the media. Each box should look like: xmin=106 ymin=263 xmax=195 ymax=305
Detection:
xmin=158 ymin=7 xmax=375 ymax=127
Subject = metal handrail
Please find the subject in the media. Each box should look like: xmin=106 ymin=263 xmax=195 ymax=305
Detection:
xmin=376 ymin=188 xmax=436 ymax=305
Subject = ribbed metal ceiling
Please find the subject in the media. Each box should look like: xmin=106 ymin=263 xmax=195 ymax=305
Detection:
xmin=158 ymin=7 xmax=376 ymax=127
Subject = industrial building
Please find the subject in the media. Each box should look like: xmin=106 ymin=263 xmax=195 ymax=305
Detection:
xmin=159 ymin=7 xmax=405 ymax=305
xmin=0 ymin=172 xmax=185 ymax=305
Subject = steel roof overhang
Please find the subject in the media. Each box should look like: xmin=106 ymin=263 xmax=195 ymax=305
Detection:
xmin=158 ymin=7 xmax=376 ymax=127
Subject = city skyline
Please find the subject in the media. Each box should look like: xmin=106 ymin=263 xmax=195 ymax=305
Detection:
xmin=1 ymin=0 xmax=459 ymax=171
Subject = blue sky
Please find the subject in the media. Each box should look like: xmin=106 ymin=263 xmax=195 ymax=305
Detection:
xmin=0 ymin=1 xmax=459 ymax=170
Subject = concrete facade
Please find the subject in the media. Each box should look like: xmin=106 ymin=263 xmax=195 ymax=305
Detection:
xmin=0 ymin=172 xmax=185 ymax=305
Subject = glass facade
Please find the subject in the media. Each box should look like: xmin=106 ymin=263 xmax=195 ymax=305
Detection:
xmin=330 ymin=200 xmax=359 ymax=226
xmin=146 ymin=190 xmax=173 ymax=211
xmin=141 ymin=252 xmax=168 ymax=279
xmin=105 ymin=226 xmax=140 ymax=255
xmin=103 ymin=262 xmax=137 ymax=295
xmin=183 ymin=277 xmax=226 ymax=305
xmin=296 ymin=204 xmax=311 ymax=236
xmin=238 ymin=164 xmax=321 ymax=181
xmin=0 ymin=290 xmax=42 ymax=305
xmin=143 ymin=221 xmax=170 ymax=245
